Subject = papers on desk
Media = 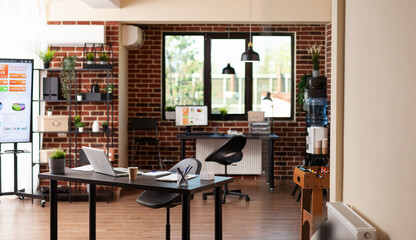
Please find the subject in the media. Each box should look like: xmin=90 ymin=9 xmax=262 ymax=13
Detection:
xmin=156 ymin=173 xmax=196 ymax=182
xmin=142 ymin=171 xmax=172 ymax=177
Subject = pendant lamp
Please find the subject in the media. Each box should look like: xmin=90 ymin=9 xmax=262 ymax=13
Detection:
xmin=241 ymin=0 xmax=260 ymax=62
xmin=222 ymin=27 xmax=236 ymax=74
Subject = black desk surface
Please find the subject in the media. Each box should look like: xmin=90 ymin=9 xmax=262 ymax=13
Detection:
xmin=39 ymin=170 xmax=233 ymax=195
xmin=177 ymin=133 xmax=279 ymax=140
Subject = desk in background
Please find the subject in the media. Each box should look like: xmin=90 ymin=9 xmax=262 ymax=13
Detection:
xmin=177 ymin=133 xmax=279 ymax=191
xmin=38 ymin=170 xmax=232 ymax=240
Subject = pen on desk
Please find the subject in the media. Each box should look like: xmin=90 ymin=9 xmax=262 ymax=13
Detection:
xmin=177 ymin=168 xmax=185 ymax=179
xmin=184 ymin=165 xmax=190 ymax=175
xmin=185 ymin=166 xmax=193 ymax=175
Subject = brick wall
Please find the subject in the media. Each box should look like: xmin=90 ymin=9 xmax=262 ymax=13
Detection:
xmin=128 ymin=24 xmax=330 ymax=180
xmin=41 ymin=21 xmax=120 ymax=172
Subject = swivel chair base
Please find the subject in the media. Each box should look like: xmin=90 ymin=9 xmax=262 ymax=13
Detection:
xmin=202 ymin=184 xmax=250 ymax=203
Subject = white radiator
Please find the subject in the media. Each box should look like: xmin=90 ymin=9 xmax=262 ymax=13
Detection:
xmin=196 ymin=139 xmax=262 ymax=175
xmin=326 ymin=202 xmax=376 ymax=240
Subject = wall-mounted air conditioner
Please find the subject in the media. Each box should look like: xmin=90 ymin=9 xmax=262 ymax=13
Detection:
xmin=44 ymin=25 xmax=106 ymax=47
xmin=122 ymin=25 xmax=145 ymax=49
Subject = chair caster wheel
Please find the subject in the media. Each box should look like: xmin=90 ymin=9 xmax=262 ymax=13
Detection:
xmin=222 ymin=199 xmax=226 ymax=204
xmin=18 ymin=196 xmax=24 ymax=200
xmin=202 ymin=195 xmax=207 ymax=200
xmin=245 ymin=197 xmax=250 ymax=202
xmin=41 ymin=200 xmax=46 ymax=208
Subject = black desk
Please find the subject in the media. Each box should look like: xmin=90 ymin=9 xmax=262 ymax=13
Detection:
xmin=38 ymin=170 xmax=233 ymax=240
xmin=177 ymin=133 xmax=279 ymax=191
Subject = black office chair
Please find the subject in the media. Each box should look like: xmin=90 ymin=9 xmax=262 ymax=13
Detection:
xmin=131 ymin=118 xmax=162 ymax=169
xmin=202 ymin=135 xmax=250 ymax=203
xmin=136 ymin=158 xmax=202 ymax=240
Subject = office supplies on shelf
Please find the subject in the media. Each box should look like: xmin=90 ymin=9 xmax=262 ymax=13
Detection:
xmin=142 ymin=171 xmax=171 ymax=177
xmin=156 ymin=173 xmax=196 ymax=182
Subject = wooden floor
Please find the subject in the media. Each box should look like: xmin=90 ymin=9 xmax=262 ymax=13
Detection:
xmin=0 ymin=178 xmax=325 ymax=240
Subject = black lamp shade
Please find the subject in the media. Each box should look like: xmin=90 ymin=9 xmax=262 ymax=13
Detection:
xmin=222 ymin=63 xmax=236 ymax=74
xmin=241 ymin=42 xmax=260 ymax=62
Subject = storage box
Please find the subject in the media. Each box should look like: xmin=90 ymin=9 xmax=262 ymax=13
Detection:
xmin=82 ymin=92 xmax=113 ymax=101
xmin=37 ymin=116 xmax=69 ymax=132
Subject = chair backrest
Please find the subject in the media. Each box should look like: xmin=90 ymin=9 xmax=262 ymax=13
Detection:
xmin=205 ymin=135 xmax=247 ymax=165
xmin=169 ymin=158 xmax=202 ymax=174
xmin=132 ymin=118 xmax=158 ymax=130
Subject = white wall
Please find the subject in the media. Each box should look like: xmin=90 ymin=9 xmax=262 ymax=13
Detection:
xmin=342 ymin=0 xmax=416 ymax=239
xmin=46 ymin=0 xmax=331 ymax=23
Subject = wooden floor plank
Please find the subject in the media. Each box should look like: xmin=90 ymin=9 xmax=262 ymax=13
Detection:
xmin=0 ymin=179 xmax=326 ymax=240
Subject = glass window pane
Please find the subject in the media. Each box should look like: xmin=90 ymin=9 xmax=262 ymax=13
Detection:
xmin=164 ymin=35 xmax=204 ymax=107
xmin=211 ymin=39 xmax=246 ymax=114
xmin=252 ymin=36 xmax=292 ymax=118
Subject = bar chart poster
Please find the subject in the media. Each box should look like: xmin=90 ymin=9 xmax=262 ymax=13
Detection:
xmin=0 ymin=59 xmax=33 ymax=143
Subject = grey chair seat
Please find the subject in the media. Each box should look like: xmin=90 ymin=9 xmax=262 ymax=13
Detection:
xmin=137 ymin=190 xmax=180 ymax=209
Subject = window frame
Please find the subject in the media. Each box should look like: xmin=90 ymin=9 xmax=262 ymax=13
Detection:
xmin=162 ymin=32 xmax=295 ymax=121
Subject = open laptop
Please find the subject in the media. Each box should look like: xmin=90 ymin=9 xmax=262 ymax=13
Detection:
xmin=82 ymin=147 xmax=133 ymax=177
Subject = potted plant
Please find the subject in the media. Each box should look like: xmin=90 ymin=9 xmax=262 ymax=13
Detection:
xmin=59 ymin=56 xmax=77 ymax=102
xmin=47 ymin=108 xmax=52 ymax=116
xmin=99 ymin=53 xmax=108 ymax=65
xmin=297 ymin=74 xmax=312 ymax=113
xmin=77 ymin=93 xmax=83 ymax=101
xmin=76 ymin=122 xmax=85 ymax=132
xmin=48 ymin=149 xmax=66 ymax=174
xmin=102 ymin=121 xmax=108 ymax=132
xmin=36 ymin=46 xmax=57 ymax=69
xmin=106 ymin=84 xmax=115 ymax=93
xmin=165 ymin=106 xmax=176 ymax=120
xmin=219 ymin=107 xmax=228 ymax=121
xmin=306 ymin=44 xmax=322 ymax=77
xmin=74 ymin=115 xmax=82 ymax=131
xmin=86 ymin=53 xmax=95 ymax=65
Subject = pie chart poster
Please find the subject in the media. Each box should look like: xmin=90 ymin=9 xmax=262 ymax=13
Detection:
xmin=0 ymin=59 xmax=33 ymax=143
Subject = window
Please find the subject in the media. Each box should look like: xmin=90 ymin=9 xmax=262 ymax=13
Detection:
xmin=163 ymin=33 xmax=294 ymax=120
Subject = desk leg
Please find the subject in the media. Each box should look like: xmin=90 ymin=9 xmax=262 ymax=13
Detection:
xmin=214 ymin=186 xmax=223 ymax=240
xmin=182 ymin=194 xmax=191 ymax=240
xmin=180 ymin=139 xmax=186 ymax=160
xmin=50 ymin=180 xmax=58 ymax=240
xmin=268 ymin=140 xmax=275 ymax=191
xmin=89 ymin=184 xmax=96 ymax=240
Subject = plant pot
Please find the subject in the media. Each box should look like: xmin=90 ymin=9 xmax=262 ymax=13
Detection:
xmin=102 ymin=125 xmax=108 ymax=132
xmin=49 ymin=158 xmax=66 ymax=174
xmin=78 ymin=127 xmax=84 ymax=132
xmin=77 ymin=95 xmax=83 ymax=101
xmin=312 ymin=70 xmax=319 ymax=77
xmin=100 ymin=61 xmax=108 ymax=65
xmin=47 ymin=111 xmax=52 ymax=116
xmin=44 ymin=62 xmax=50 ymax=69
xmin=87 ymin=61 xmax=94 ymax=65
xmin=165 ymin=111 xmax=175 ymax=120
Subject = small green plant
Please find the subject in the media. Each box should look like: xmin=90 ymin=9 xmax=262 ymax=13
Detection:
xmin=86 ymin=53 xmax=94 ymax=61
xmin=59 ymin=56 xmax=77 ymax=101
xmin=102 ymin=122 xmax=108 ymax=126
xmin=219 ymin=107 xmax=228 ymax=117
xmin=50 ymin=150 xmax=65 ymax=160
xmin=297 ymin=74 xmax=312 ymax=113
xmin=306 ymin=44 xmax=322 ymax=70
xmin=77 ymin=93 xmax=82 ymax=96
xmin=165 ymin=106 xmax=175 ymax=112
xmin=99 ymin=53 xmax=108 ymax=62
xmin=47 ymin=108 xmax=52 ymax=111
xmin=76 ymin=122 xmax=85 ymax=128
xmin=36 ymin=46 xmax=57 ymax=63
xmin=74 ymin=115 xmax=81 ymax=125
xmin=106 ymin=85 xmax=115 ymax=92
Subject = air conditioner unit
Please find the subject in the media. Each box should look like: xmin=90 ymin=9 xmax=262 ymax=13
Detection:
xmin=45 ymin=25 xmax=105 ymax=47
xmin=122 ymin=25 xmax=145 ymax=49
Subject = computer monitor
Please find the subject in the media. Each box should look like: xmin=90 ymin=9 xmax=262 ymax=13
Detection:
xmin=175 ymin=105 xmax=208 ymax=127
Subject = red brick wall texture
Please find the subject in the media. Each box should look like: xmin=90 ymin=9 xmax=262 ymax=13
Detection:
xmin=43 ymin=22 xmax=330 ymax=180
